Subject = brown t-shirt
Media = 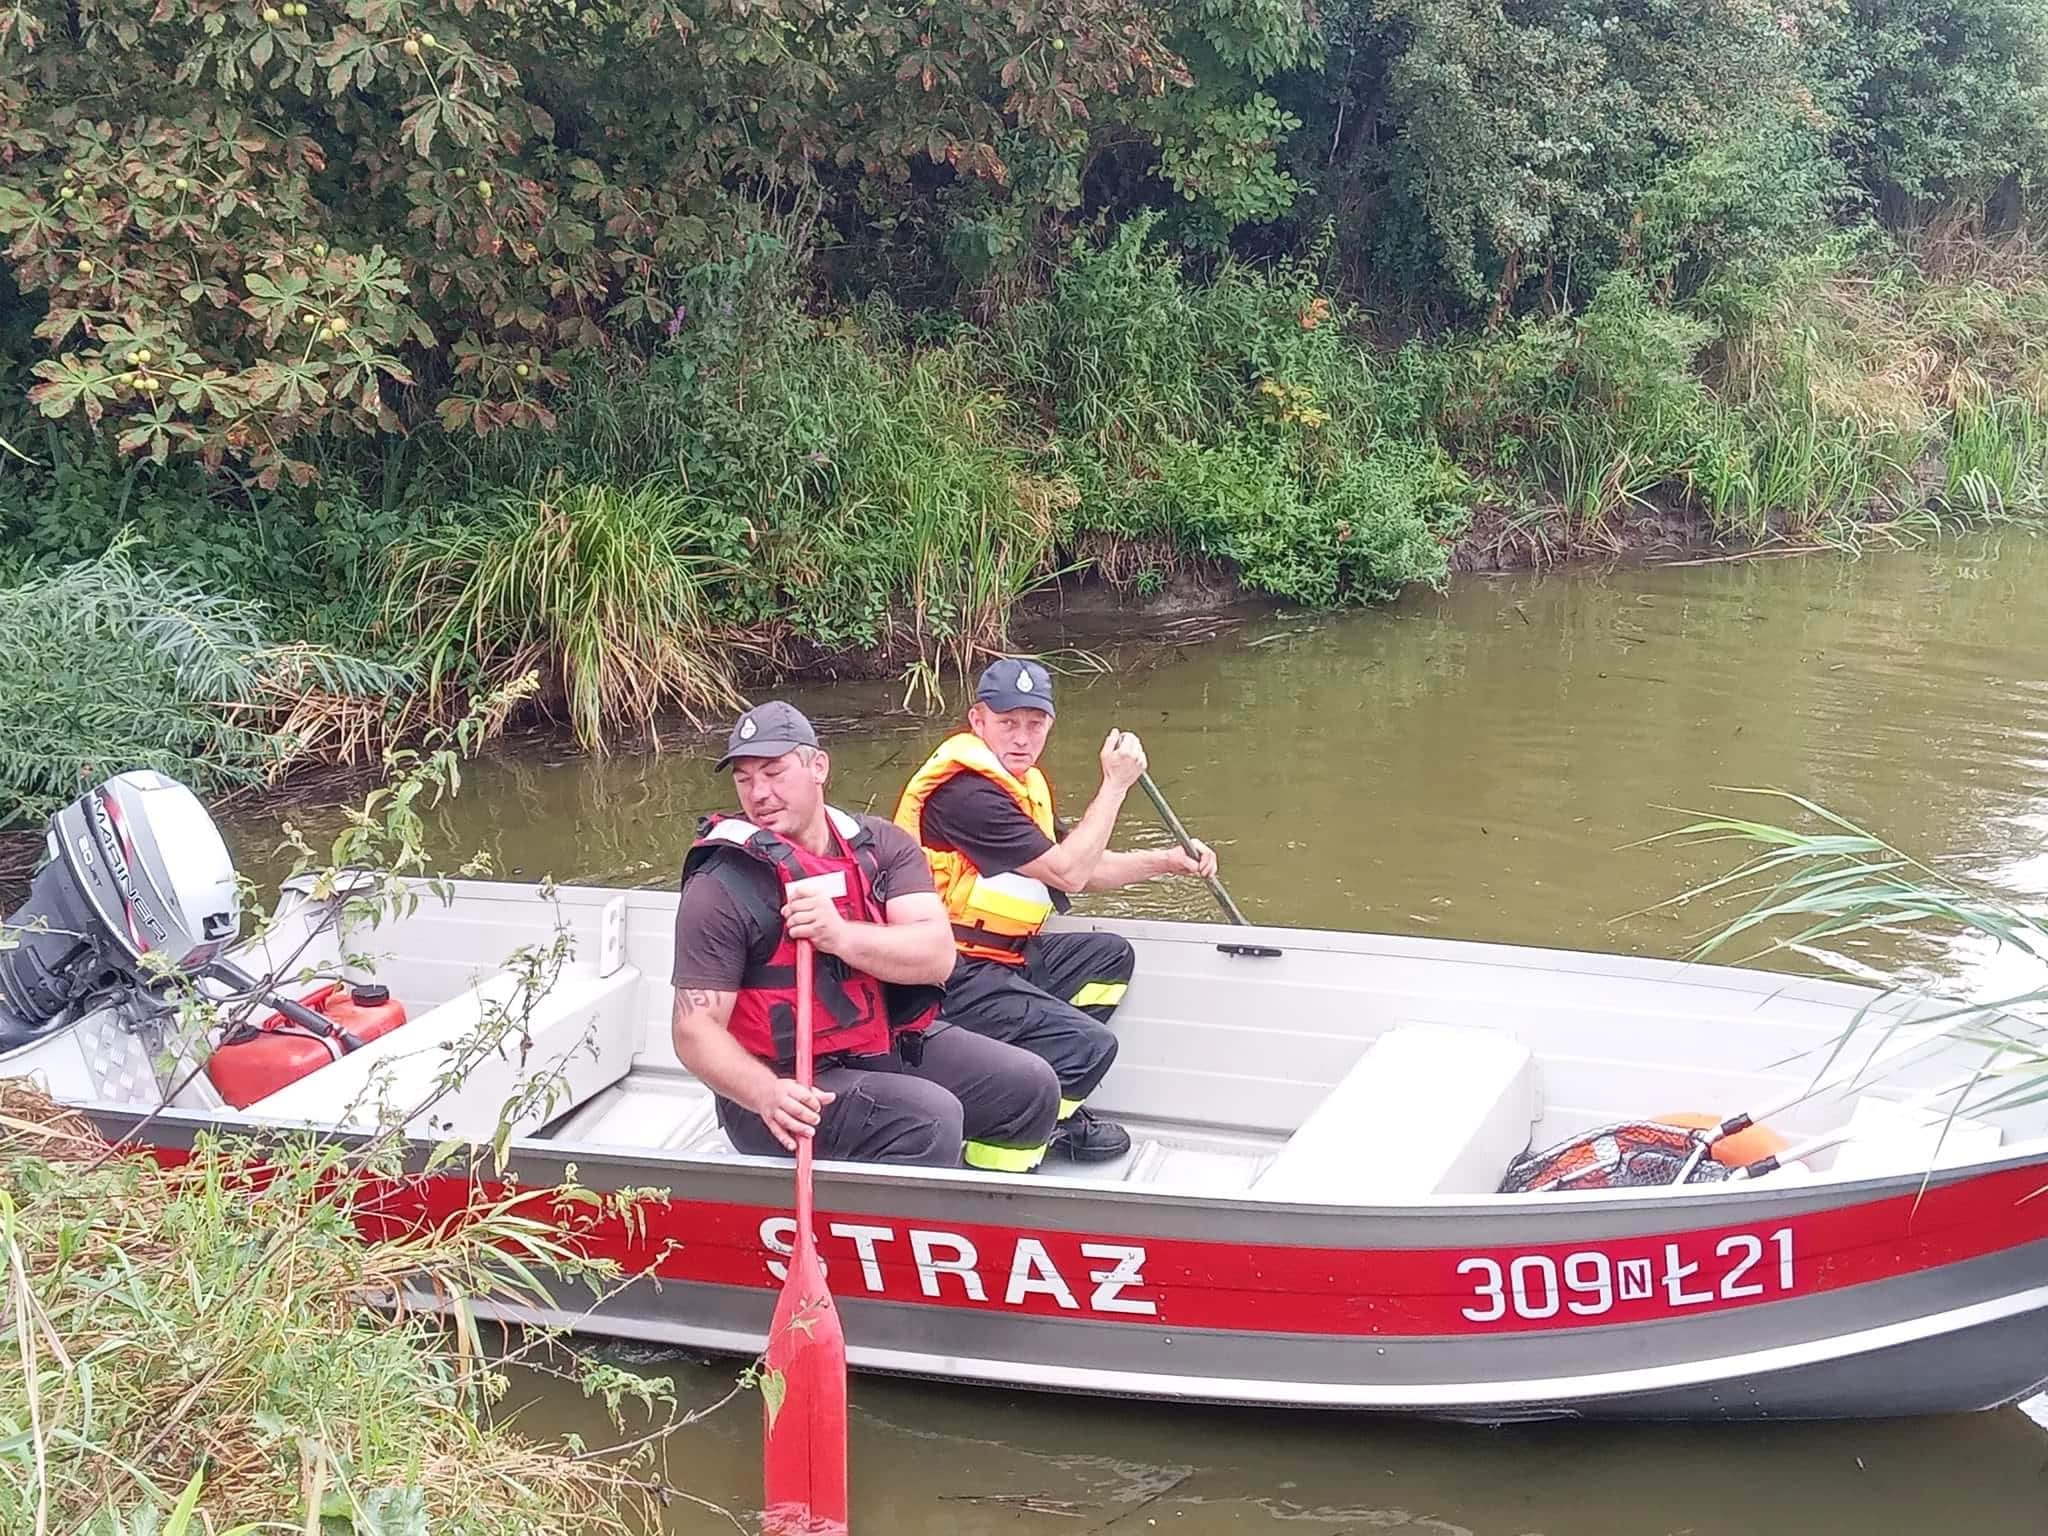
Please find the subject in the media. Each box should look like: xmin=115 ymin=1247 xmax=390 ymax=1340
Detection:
xmin=671 ymin=814 xmax=935 ymax=991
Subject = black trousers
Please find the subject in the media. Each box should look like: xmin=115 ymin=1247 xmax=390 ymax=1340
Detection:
xmin=941 ymin=930 xmax=1135 ymax=1110
xmin=715 ymin=1022 xmax=1060 ymax=1169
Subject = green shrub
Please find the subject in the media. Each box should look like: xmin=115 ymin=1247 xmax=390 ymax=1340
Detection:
xmin=1428 ymin=273 xmax=1739 ymax=531
xmin=1828 ymin=0 xmax=2048 ymax=211
xmin=1295 ymin=0 xmax=1819 ymax=309
xmin=1078 ymin=430 xmax=1467 ymax=604
xmin=1024 ymin=219 xmax=1473 ymax=600
xmin=0 ymin=0 xmax=1186 ymax=484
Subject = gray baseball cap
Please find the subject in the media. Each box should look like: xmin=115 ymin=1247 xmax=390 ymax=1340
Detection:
xmin=975 ymin=658 xmax=1056 ymax=716
xmin=715 ymin=701 xmax=819 ymax=770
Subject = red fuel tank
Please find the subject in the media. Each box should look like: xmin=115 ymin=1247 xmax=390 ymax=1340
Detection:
xmin=205 ymin=982 xmax=408 ymax=1109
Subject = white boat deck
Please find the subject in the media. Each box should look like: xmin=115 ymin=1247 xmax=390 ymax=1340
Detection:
xmin=547 ymin=1066 xmax=1287 ymax=1192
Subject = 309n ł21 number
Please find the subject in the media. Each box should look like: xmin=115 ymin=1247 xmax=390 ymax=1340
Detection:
xmin=1457 ymin=1229 xmax=1795 ymax=1323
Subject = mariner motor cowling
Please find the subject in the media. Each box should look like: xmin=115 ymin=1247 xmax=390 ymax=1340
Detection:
xmin=0 ymin=771 xmax=241 ymax=1051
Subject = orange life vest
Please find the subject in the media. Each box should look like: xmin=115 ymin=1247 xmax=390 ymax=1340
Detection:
xmin=894 ymin=732 xmax=1057 ymax=966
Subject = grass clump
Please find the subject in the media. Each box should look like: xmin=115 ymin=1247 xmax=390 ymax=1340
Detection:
xmin=1942 ymin=397 xmax=2048 ymax=516
xmin=1430 ymin=273 xmax=1728 ymax=546
xmin=0 ymin=542 xmax=409 ymax=830
xmin=0 ymin=1089 xmax=660 ymax=1535
xmin=1426 ymin=228 xmax=2048 ymax=554
xmin=1653 ymin=789 xmax=2048 ymax=1082
xmin=647 ymin=308 xmax=1069 ymax=662
xmin=391 ymin=248 xmax=1074 ymax=723
xmin=390 ymin=479 xmax=744 ymax=754
xmin=0 ymin=692 xmax=726 ymax=1535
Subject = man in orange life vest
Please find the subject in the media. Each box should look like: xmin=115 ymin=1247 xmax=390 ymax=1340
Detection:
xmin=671 ymin=702 xmax=1060 ymax=1169
xmin=895 ymin=660 xmax=1218 ymax=1162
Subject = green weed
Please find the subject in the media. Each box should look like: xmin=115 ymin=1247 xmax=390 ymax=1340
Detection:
xmin=1943 ymin=397 xmax=2048 ymax=516
xmin=389 ymin=480 xmax=743 ymax=754
xmin=0 ymin=707 xmax=708 ymax=1534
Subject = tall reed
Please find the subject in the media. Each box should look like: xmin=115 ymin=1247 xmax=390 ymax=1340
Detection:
xmin=389 ymin=480 xmax=744 ymax=753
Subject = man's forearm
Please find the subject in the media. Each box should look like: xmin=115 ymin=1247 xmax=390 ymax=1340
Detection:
xmin=829 ymin=916 xmax=956 ymax=985
xmin=672 ymin=994 xmax=777 ymax=1105
xmin=1035 ymin=782 xmax=1128 ymax=892
xmin=1083 ymin=846 xmax=1176 ymax=893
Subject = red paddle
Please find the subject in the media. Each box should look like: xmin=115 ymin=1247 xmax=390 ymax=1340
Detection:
xmin=761 ymin=934 xmax=850 ymax=1535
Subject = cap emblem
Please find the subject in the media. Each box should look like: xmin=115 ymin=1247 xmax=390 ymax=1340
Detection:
xmin=1016 ymin=668 xmax=1034 ymax=693
xmin=739 ymin=716 xmax=758 ymax=740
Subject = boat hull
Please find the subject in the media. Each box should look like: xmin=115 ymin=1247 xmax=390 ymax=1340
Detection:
xmin=96 ymin=1108 xmax=2048 ymax=1422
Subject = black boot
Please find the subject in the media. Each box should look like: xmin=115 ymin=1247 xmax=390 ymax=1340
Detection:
xmin=1047 ymin=1106 xmax=1132 ymax=1162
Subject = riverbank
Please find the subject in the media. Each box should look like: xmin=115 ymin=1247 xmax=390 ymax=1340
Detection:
xmin=5 ymin=222 xmax=2047 ymax=837
xmin=0 ymin=492 xmax=2025 ymax=887
xmin=0 ymin=508 xmax=1781 ymax=895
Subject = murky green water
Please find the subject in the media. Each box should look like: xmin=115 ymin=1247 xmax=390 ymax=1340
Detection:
xmin=508 ymin=1351 xmax=2048 ymax=1535
xmin=244 ymin=530 xmax=2048 ymax=1532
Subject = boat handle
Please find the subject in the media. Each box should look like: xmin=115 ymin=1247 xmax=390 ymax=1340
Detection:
xmin=1216 ymin=942 xmax=1282 ymax=958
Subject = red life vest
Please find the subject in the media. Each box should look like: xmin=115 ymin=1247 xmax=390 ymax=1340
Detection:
xmin=679 ymin=806 xmax=938 ymax=1066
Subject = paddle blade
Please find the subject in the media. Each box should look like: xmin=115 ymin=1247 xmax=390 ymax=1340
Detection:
xmin=762 ymin=1237 xmax=848 ymax=1535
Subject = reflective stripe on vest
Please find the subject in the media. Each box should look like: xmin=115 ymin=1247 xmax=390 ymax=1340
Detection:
xmin=679 ymin=808 xmax=895 ymax=1063
xmin=894 ymin=732 xmax=1058 ymax=966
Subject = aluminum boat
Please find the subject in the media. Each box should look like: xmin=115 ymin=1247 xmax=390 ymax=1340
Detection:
xmin=8 ymin=874 xmax=2048 ymax=1422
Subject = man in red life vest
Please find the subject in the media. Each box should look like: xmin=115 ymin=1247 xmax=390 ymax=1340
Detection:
xmin=894 ymin=660 xmax=1218 ymax=1163
xmin=672 ymin=701 xmax=1060 ymax=1169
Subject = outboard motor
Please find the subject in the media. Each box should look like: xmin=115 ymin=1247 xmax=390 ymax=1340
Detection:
xmin=0 ymin=771 xmax=241 ymax=1051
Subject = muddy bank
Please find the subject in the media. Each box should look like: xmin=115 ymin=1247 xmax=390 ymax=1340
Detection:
xmin=1450 ymin=500 xmax=1714 ymax=572
xmin=743 ymin=499 xmax=1754 ymax=689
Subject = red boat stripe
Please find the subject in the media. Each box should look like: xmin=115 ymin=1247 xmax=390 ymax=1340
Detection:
xmin=333 ymin=1158 xmax=2048 ymax=1337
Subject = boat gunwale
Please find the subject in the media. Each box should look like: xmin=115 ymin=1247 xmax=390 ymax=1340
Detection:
xmin=434 ymin=874 xmax=1957 ymax=1011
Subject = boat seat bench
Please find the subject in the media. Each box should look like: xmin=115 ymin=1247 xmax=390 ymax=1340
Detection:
xmin=246 ymin=962 xmax=642 ymax=1140
xmin=1254 ymin=1023 xmax=1539 ymax=1201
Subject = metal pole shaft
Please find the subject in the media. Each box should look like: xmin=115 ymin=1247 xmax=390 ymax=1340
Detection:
xmin=1136 ymin=771 xmax=1249 ymax=926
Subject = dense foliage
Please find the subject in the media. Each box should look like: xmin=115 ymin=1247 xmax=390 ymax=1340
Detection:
xmin=5 ymin=0 xmax=2048 ymax=788
xmin=0 ymin=0 xmax=1184 ymax=480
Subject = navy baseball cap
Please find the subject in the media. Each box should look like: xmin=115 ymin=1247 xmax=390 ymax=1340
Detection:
xmin=715 ymin=701 xmax=819 ymax=769
xmin=975 ymin=658 xmax=1055 ymax=716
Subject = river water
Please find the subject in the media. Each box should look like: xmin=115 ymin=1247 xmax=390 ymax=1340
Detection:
xmin=245 ymin=530 xmax=2048 ymax=1533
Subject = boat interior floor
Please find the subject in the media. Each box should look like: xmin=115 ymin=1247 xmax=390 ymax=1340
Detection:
xmin=542 ymin=1005 xmax=2024 ymax=1201
xmin=547 ymin=1065 xmax=1285 ymax=1194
